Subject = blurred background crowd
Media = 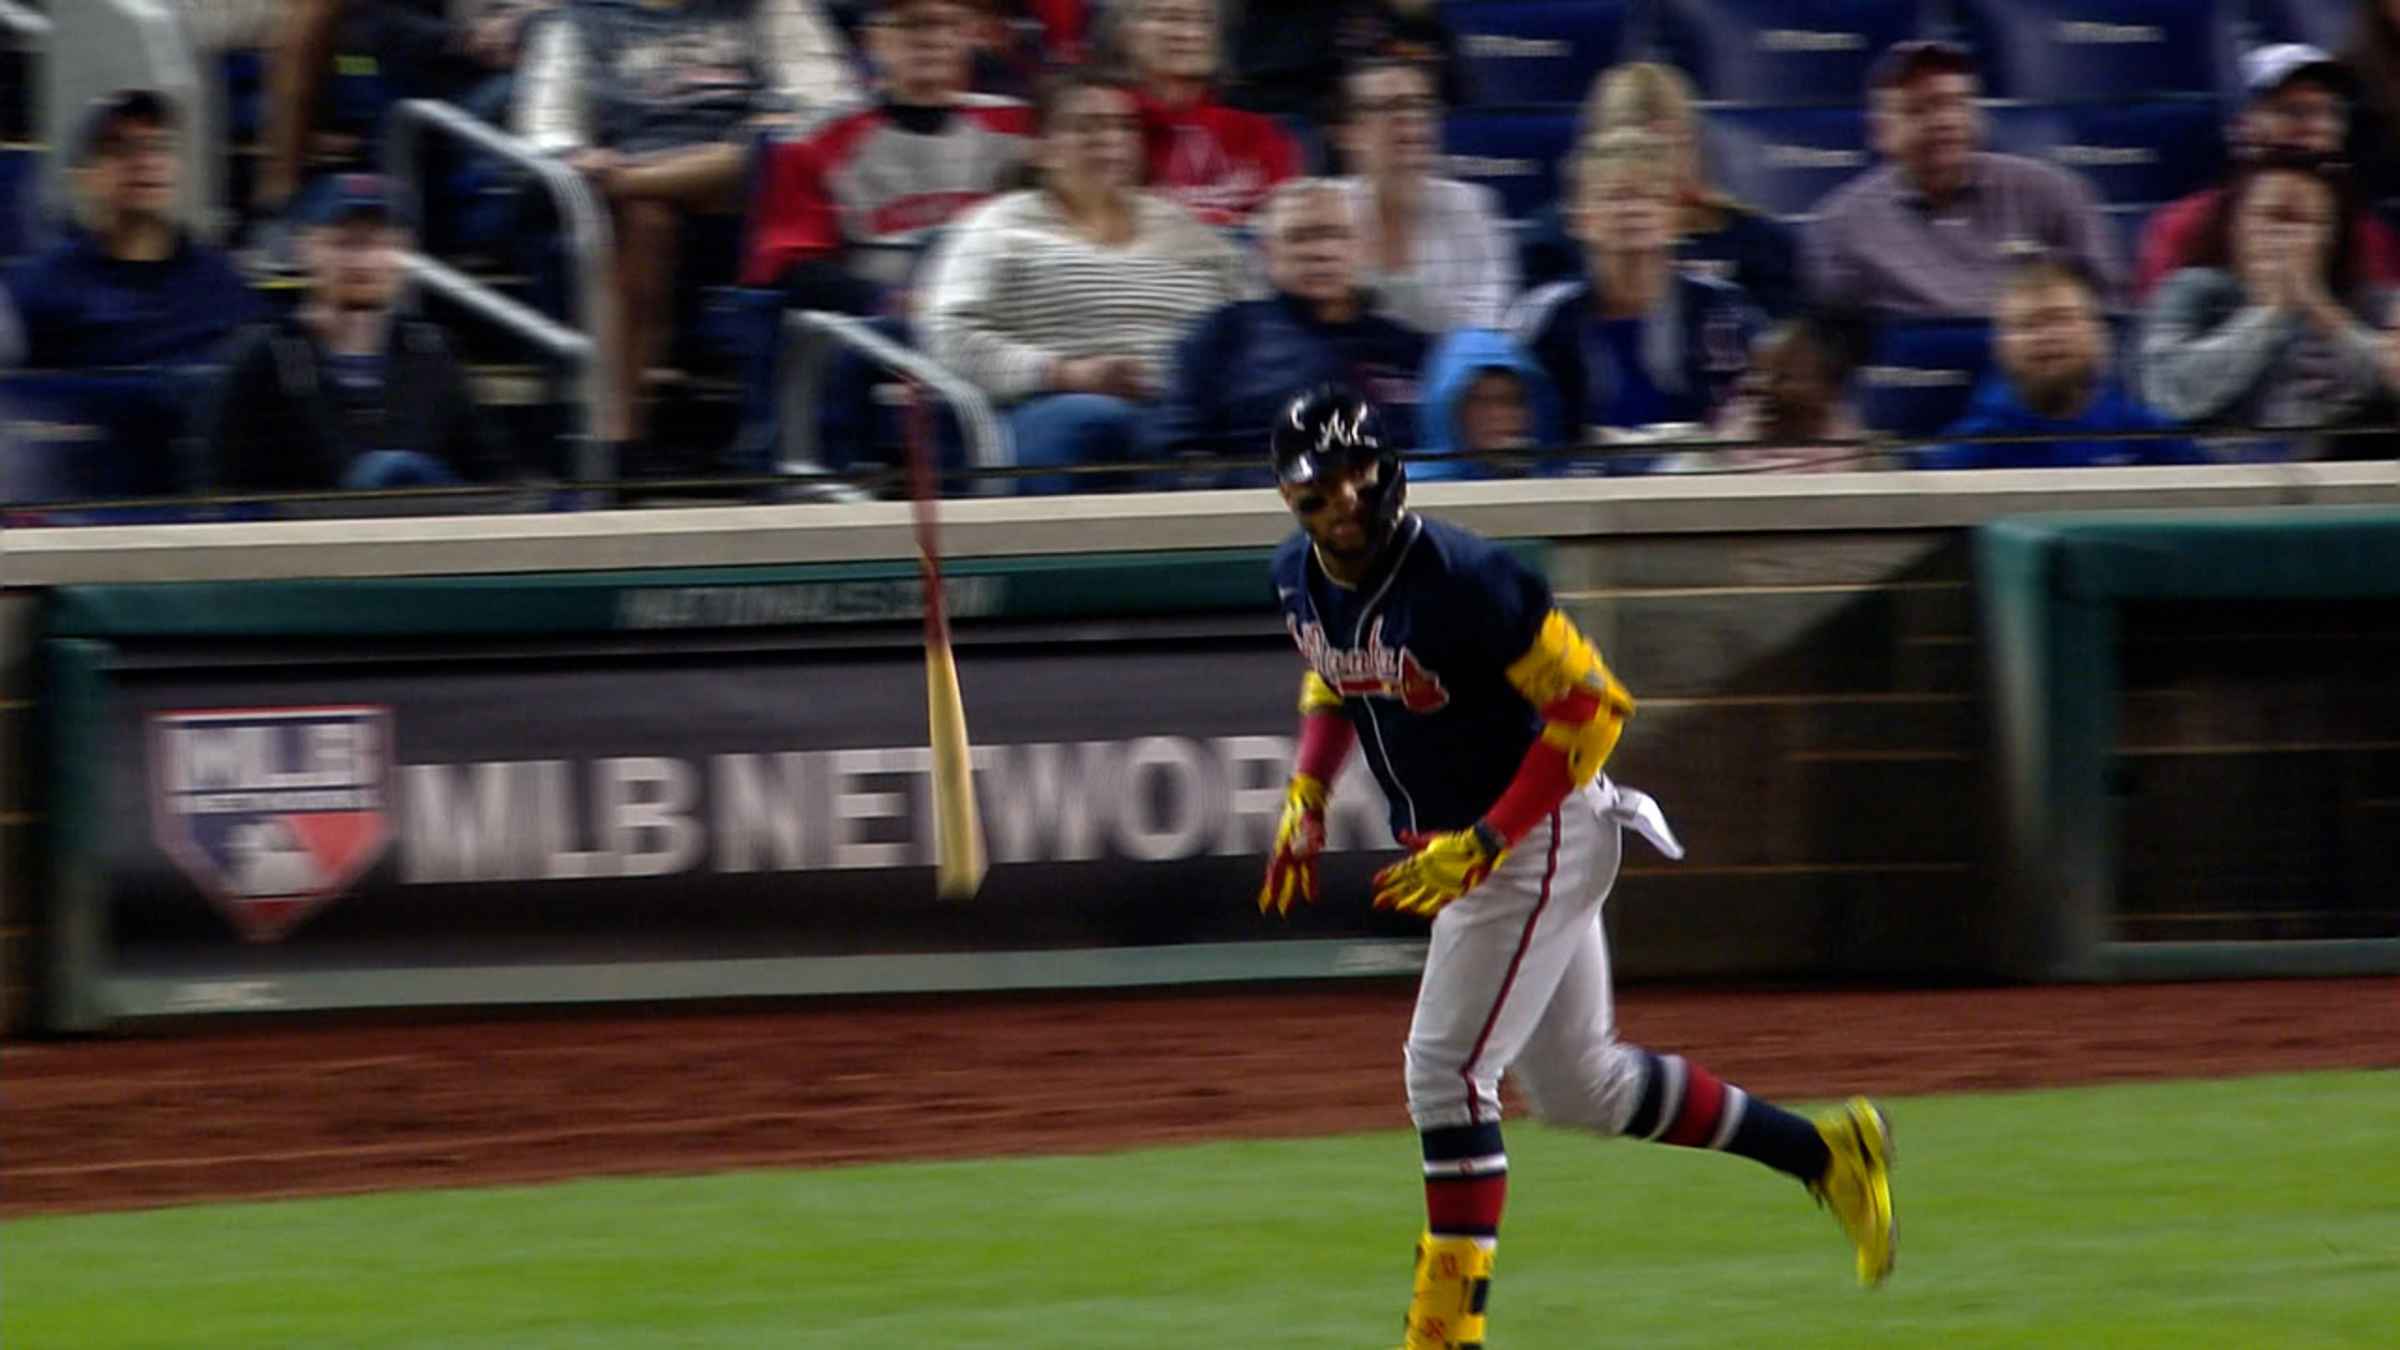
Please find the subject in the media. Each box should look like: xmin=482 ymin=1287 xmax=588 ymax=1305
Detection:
xmin=7 ymin=0 xmax=2400 ymax=513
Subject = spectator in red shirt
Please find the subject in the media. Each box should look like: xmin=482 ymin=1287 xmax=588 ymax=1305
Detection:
xmin=740 ymin=0 xmax=1032 ymax=470
xmin=1114 ymin=0 xmax=1299 ymax=226
xmin=745 ymin=0 xmax=1032 ymax=314
xmin=2135 ymin=44 xmax=2400 ymax=302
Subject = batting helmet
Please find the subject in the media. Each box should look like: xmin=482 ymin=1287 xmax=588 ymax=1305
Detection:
xmin=1271 ymin=384 xmax=1405 ymax=548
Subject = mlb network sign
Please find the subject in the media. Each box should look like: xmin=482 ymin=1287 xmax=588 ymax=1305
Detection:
xmin=150 ymin=707 xmax=394 ymax=941
xmin=147 ymin=705 xmax=1384 ymax=941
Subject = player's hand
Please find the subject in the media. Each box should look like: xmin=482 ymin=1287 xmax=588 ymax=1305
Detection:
xmin=1372 ymin=823 xmax=1508 ymax=918
xmin=1258 ymin=773 xmax=1330 ymax=916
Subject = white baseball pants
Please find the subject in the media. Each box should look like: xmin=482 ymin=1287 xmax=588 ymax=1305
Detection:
xmin=1403 ymin=779 xmax=1683 ymax=1132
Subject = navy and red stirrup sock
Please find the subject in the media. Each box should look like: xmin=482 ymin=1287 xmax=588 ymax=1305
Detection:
xmin=1420 ymin=1121 xmax=1508 ymax=1239
xmin=1618 ymin=1050 xmax=1832 ymax=1183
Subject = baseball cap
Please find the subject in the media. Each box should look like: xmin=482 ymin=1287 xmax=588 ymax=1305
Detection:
xmin=73 ymin=88 xmax=175 ymax=164
xmin=309 ymin=173 xmax=408 ymax=228
xmin=1867 ymin=39 xmax=1977 ymax=93
xmin=2242 ymin=43 xmax=2353 ymax=100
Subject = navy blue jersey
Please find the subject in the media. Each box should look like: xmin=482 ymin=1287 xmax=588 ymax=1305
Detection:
xmin=1274 ymin=514 xmax=1551 ymax=837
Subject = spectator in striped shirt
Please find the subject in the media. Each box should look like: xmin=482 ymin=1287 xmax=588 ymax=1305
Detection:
xmin=1333 ymin=58 xmax=1515 ymax=334
xmin=920 ymin=67 xmax=1247 ymax=492
xmin=1115 ymin=0 xmax=1300 ymax=227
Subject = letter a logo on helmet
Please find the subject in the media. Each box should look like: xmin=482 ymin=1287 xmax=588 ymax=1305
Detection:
xmin=1272 ymin=384 xmax=1407 ymax=547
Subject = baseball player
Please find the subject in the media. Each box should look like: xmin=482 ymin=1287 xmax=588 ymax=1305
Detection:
xmin=1257 ymin=386 xmax=1896 ymax=1349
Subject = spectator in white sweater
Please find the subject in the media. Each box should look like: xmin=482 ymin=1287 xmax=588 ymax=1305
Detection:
xmin=921 ymin=66 xmax=1247 ymax=492
xmin=517 ymin=0 xmax=864 ymax=450
xmin=1336 ymin=57 xmax=1515 ymax=334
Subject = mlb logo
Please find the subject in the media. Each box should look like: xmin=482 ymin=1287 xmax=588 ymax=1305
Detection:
xmin=149 ymin=707 xmax=395 ymax=942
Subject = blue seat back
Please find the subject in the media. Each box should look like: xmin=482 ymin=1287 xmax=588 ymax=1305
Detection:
xmin=1441 ymin=0 xmax=1631 ymax=106
xmin=1653 ymin=0 xmax=1922 ymax=106
xmin=1443 ymin=110 xmax=1579 ymax=219
xmin=1984 ymin=102 xmax=2230 ymax=206
xmin=1855 ymin=320 xmax=1995 ymax=438
xmin=1703 ymin=107 xmax=1873 ymax=217
xmin=0 ymin=144 xmax=37 ymax=260
xmin=2244 ymin=0 xmax=2355 ymax=51
xmin=1950 ymin=0 xmax=2236 ymax=100
xmin=0 ymin=369 xmax=199 ymax=505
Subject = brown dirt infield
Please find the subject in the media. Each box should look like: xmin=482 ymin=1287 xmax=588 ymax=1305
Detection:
xmin=5 ymin=978 xmax=2395 ymax=1216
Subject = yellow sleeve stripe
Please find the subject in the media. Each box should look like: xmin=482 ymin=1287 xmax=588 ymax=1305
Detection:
xmin=1540 ymin=713 xmax=1626 ymax=788
xmin=1508 ymin=610 xmax=1633 ymax=789
xmin=1298 ymin=670 xmax=1344 ymax=715
xmin=1504 ymin=610 xmax=1635 ymax=719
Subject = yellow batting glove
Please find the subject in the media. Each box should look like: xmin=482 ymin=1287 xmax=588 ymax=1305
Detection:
xmin=1372 ymin=823 xmax=1509 ymax=918
xmin=1258 ymin=773 xmax=1331 ymax=916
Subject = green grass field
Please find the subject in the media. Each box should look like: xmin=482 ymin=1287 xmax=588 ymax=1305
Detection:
xmin=10 ymin=1071 xmax=2396 ymax=1348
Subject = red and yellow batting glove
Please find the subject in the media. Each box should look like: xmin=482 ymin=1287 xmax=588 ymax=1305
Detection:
xmin=1258 ymin=772 xmax=1331 ymax=916
xmin=1372 ymin=822 xmax=1509 ymax=918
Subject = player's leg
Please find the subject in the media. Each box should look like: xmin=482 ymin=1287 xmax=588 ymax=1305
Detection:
xmin=1507 ymin=804 xmax=1895 ymax=1286
xmin=1511 ymin=915 xmax=1831 ymax=1178
xmin=1393 ymin=806 xmax=1607 ymax=1348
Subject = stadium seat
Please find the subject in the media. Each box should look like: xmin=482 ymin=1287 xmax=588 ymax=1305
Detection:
xmin=1702 ymin=106 xmax=1872 ymax=218
xmin=0 ymin=143 xmax=38 ymax=259
xmin=1652 ymin=0 xmax=1922 ymax=106
xmin=1855 ymin=320 xmax=1994 ymax=439
xmin=1440 ymin=0 xmax=1631 ymax=107
xmin=1984 ymin=102 xmax=2229 ymax=206
xmin=1442 ymin=109 xmax=1578 ymax=220
xmin=2104 ymin=202 xmax=2156 ymax=274
xmin=1949 ymin=0 xmax=2237 ymax=100
xmin=0 ymin=369 xmax=203 ymax=504
xmin=2245 ymin=0 xmax=2355 ymax=52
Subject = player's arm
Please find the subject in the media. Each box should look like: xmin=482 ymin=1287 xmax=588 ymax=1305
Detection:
xmin=1259 ymin=671 xmax=1357 ymax=916
xmin=1373 ymin=610 xmax=1633 ymax=917
xmin=1483 ymin=609 xmax=1635 ymax=843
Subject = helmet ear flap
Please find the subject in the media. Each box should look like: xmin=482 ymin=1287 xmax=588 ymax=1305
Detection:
xmin=1365 ymin=446 xmax=1407 ymax=538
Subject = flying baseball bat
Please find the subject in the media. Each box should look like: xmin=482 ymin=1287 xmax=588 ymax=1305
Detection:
xmin=905 ymin=385 xmax=988 ymax=900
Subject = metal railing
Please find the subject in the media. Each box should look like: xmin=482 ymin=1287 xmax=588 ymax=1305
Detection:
xmin=0 ymin=1 xmax=49 ymax=41
xmin=384 ymin=97 xmax=616 ymax=487
xmin=782 ymin=309 xmax=1012 ymax=497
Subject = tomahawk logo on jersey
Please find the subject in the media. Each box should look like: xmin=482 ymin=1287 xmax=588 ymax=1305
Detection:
xmin=1286 ymin=616 xmax=1449 ymax=712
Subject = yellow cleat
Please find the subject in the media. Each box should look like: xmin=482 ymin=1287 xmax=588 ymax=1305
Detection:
xmin=1810 ymin=1097 xmax=1897 ymax=1288
xmin=1398 ymin=1232 xmax=1493 ymax=1349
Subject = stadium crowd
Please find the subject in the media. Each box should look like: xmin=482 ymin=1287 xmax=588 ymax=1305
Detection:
xmin=7 ymin=0 xmax=2400 ymax=509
